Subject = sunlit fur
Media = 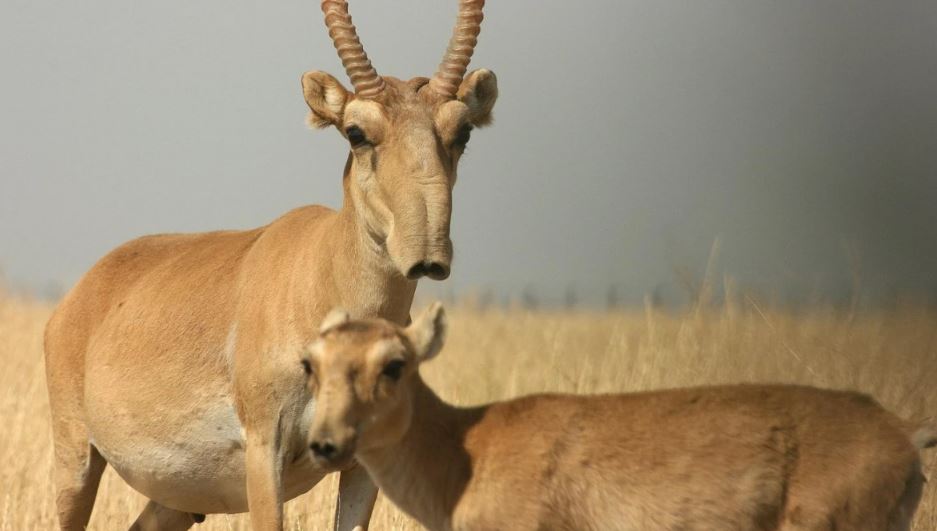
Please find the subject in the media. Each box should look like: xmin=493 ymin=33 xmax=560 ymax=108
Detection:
xmin=43 ymin=71 xmax=497 ymax=531
xmin=305 ymin=305 xmax=937 ymax=531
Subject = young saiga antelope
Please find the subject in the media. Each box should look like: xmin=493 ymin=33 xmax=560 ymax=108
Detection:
xmin=303 ymin=304 xmax=936 ymax=531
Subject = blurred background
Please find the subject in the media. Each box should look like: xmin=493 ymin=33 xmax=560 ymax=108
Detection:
xmin=2 ymin=0 xmax=936 ymax=307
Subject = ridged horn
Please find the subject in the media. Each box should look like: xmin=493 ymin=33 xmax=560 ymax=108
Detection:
xmin=321 ymin=0 xmax=385 ymax=99
xmin=429 ymin=0 xmax=485 ymax=99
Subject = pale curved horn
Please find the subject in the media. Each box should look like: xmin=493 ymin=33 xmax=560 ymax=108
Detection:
xmin=321 ymin=0 xmax=385 ymax=99
xmin=429 ymin=0 xmax=485 ymax=99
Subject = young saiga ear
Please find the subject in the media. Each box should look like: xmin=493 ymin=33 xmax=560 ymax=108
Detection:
xmin=319 ymin=308 xmax=351 ymax=334
xmin=405 ymin=302 xmax=447 ymax=362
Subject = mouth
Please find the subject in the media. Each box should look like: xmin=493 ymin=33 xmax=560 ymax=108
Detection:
xmin=311 ymin=452 xmax=355 ymax=472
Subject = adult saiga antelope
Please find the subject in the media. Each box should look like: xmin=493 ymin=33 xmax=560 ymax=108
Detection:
xmin=304 ymin=304 xmax=937 ymax=531
xmin=43 ymin=1 xmax=497 ymax=529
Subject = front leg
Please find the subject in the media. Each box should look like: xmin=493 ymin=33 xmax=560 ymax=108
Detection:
xmin=245 ymin=429 xmax=284 ymax=531
xmin=334 ymin=463 xmax=379 ymax=531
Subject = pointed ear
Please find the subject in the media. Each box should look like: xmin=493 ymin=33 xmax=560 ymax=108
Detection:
xmin=319 ymin=308 xmax=350 ymax=334
xmin=405 ymin=302 xmax=447 ymax=362
xmin=457 ymin=69 xmax=498 ymax=127
xmin=301 ymin=71 xmax=350 ymax=129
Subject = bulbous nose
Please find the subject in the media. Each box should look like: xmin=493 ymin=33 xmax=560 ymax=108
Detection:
xmin=406 ymin=261 xmax=450 ymax=281
xmin=309 ymin=440 xmax=338 ymax=460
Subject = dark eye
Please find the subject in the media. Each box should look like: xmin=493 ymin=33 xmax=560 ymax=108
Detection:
xmin=300 ymin=359 xmax=313 ymax=376
xmin=453 ymin=124 xmax=473 ymax=148
xmin=345 ymin=125 xmax=367 ymax=147
xmin=381 ymin=359 xmax=406 ymax=381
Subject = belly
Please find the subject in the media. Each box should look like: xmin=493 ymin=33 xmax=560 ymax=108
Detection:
xmin=89 ymin=392 xmax=328 ymax=514
xmin=85 ymin=357 xmax=327 ymax=515
xmin=88 ymin=388 xmax=247 ymax=512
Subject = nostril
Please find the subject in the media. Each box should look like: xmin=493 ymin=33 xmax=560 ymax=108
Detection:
xmin=426 ymin=262 xmax=450 ymax=280
xmin=407 ymin=262 xmax=450 ymax=280
xmin=310 ymin=441 xmax=337 ymax=459
xmin=406 ymin=263 xmax=428 ymax=280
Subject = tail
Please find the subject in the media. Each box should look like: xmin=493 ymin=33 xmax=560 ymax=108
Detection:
xmin=911 ymin=418 xmax=937 ymax=450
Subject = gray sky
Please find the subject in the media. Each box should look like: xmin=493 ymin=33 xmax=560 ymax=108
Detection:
xmin=2 ymin=1 xmax=936 ymax=305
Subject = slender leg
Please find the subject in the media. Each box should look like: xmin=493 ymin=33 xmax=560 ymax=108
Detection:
xmin=47 ymin=334 xmax=107 ymax=531
xmin=245 ymin=431 xmax=284 ymax=531
xmin=129 ymin=500 xmax=198 ymax=531
xmin=334 ymin=463 xmax=379 ymax=531
xmin=51 ymin=427 xmax=107 ymax=531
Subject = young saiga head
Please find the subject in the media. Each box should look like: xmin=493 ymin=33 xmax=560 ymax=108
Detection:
xmin=302 ymin=302 xmax=447 ymax=468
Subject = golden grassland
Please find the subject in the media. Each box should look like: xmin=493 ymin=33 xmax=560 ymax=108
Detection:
xmin=2 ymin=291 xmax=936 ymax=530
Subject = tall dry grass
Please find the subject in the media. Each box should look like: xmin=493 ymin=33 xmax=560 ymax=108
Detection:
xmin=1 ymin=290 xmax=936 ymax=529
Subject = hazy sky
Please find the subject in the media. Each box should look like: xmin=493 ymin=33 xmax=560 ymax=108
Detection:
xmin=2 ymin=1 xmax=936 ymax=305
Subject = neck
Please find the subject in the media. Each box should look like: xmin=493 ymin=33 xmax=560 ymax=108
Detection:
xmin=295 ymin=157 xmax=416 ymax=325
xmin=335 ymin=200 xmax=416 ymax=323
xmin=357 ymin=377 xmax=484 ymax=530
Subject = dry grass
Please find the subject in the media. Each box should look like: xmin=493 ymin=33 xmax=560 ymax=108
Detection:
xmin=2 ymin=291 xmax=936 ymax=530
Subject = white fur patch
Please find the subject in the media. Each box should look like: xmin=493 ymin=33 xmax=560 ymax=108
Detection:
xmin=367 ymin=339 xmax=404 ymax=365
xmin=223 ymin=322 xmax=238 ymax=368
xmin=94 ymin=398 xmax=248 ymax=513
xmin=343 ymin=100 xmax=386 ymax=143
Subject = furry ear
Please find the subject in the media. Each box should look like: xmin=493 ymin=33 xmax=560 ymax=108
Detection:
xmin=405 ymin=302 xmax=447 ymax=362
xmin=457 ymin=69 xmax=498 ymax=127
xmin=319 ymin=308 xmax=351 ymax=334
xmin=301 ymin=71 xmax=350 ymax=129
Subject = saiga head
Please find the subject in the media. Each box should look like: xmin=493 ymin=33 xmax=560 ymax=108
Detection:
xmin=303 ymin=1 xmax=498 ymax=280
xmin=302 ymin=302 xmax=447 ymax=468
